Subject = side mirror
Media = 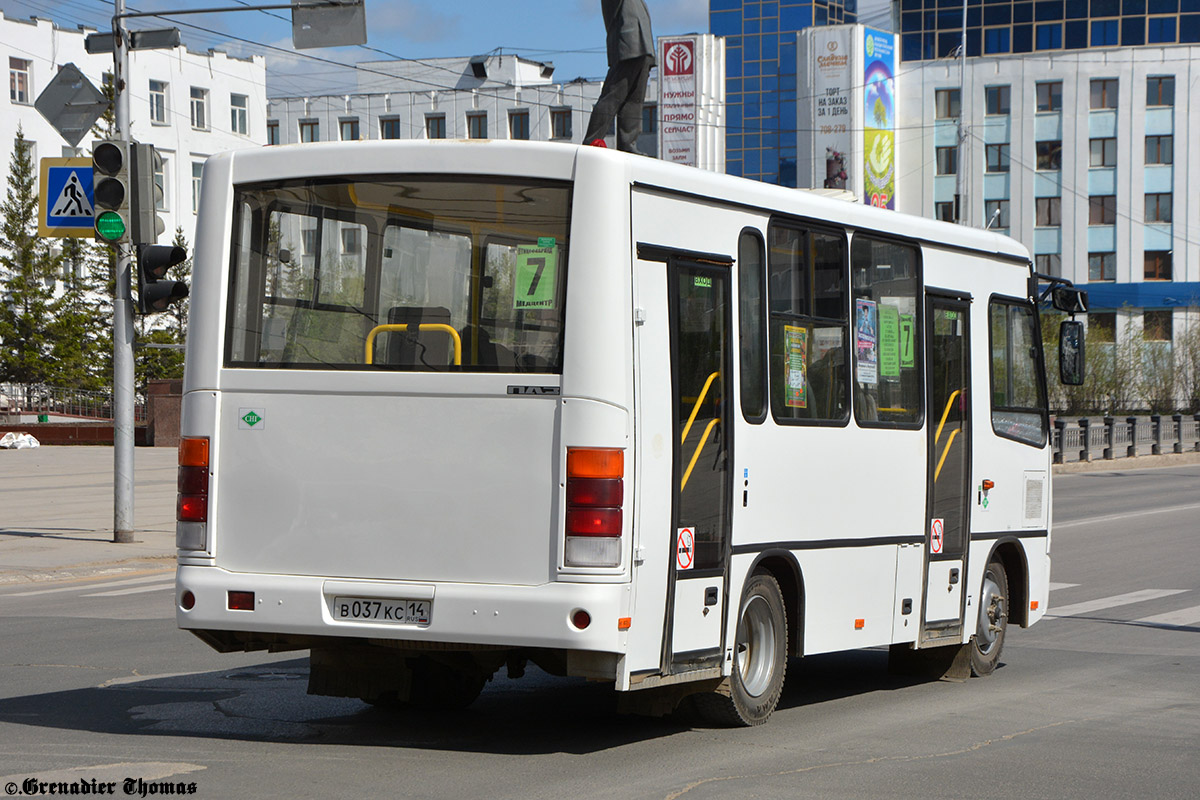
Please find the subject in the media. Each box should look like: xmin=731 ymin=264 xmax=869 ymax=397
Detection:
xmin=1059 ymin=320 xmax=1085 ymax=386
xmin=1052 ymin=286 xmax=1088 ymax=314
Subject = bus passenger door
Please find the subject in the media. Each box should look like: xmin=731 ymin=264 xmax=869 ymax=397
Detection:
xmin=666 ymin=258 xmax=733 ymax=672
xmin=922 ymin=294 xmax=971 ymax=643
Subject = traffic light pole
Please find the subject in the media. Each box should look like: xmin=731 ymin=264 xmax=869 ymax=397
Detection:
xmin=112 ymin=0 xmax=137 ymax=543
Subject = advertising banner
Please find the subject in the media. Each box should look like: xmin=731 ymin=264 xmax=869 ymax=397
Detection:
xmin=863 ymin=29 xmax=896 ymax=209
xmin=659 ymin=37 xmax=698 ymax=166
xmin=812 ymin=27 xmax=853 ymax=190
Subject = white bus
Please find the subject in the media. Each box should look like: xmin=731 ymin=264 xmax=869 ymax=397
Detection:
xmin=175 ymin=140 xmax=1084 ymax=725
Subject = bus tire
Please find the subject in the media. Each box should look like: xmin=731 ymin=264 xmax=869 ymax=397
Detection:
xmin=970 ymin=559 xmax=1009 ymax=677
xmin=695 ymin=573 xmax=788 ymax=726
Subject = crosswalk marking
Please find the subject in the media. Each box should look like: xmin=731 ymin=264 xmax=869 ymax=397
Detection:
xmin=83 ymin=581 xmax=175 ymax=598
xmin=1133 ymin=605 xmax=1200 ymax=628
xmin=1046 ymin=589 xmax=1187 ymax=618
xmin=3 ymin=573 xmax=173 ymax=597
xmin=1048 ymin=582 xmax=1079 ymax=591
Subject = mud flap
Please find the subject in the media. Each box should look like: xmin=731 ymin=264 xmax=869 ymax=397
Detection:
xmin=887 ymin=642 xmax=972 ymax=682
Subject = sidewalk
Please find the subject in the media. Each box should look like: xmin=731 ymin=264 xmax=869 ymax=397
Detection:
xmin=2 ymin=445 xmax=1199 ymax=585
xmin=0 ymin=445 xmax=177 ymax=584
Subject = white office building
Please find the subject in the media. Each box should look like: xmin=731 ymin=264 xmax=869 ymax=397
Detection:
xmin=2 ymin=11 xmax=267 ymax=251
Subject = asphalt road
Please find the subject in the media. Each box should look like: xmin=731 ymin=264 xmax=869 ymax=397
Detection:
xmin=1 ymin=463 xmax=1197 ymax=799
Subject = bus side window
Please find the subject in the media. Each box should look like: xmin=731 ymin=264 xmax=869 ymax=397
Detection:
xmin=850 ymin=236 xmax=922 ymax=428
xmin=766 ymin=220 xmax=849 ymax=425
xmin=738 ymin=229 xmax=767 ymax=423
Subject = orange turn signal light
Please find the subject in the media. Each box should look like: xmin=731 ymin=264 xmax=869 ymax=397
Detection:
xmin=618 ymin=617 xmax=632 ymax=630
xmin=179 ymin=437 xmax=209 ymax=467
xmin=567 ymin=448 xmax=623 ymax=479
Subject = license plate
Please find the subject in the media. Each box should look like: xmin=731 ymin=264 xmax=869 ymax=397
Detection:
xmin=333 ymin=596 xmax=431 ymax=626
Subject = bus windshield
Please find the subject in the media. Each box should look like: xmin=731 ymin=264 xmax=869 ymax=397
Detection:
xmin=225 ymin=177 xmax=571 ymax=373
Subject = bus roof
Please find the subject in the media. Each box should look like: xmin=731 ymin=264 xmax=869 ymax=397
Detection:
xmin=213 ymin=139 xmax=1030 ymax=265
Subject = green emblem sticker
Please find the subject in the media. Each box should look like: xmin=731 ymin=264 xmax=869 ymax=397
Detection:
xmin=239 ymin=408 xmax=266 ymax=430
xmin=537 ymin=236 xmax=556 ymax=247
xmin=514 ymin=245 xmax=558 ymax=310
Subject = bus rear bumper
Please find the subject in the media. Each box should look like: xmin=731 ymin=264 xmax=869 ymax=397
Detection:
xmin=175 ymin=565 xmax=629 ymax=653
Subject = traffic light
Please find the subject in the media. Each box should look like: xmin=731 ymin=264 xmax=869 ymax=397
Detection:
xmin=92 ymin=139 xmax=130 ymax=244
xmin=129 ymin=143 xmax=165 ymax=246
xmin=136 ymin=244 xmax=189 ymax=314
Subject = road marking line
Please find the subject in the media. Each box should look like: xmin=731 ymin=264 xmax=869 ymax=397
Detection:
xmin=4 ymin=573 xmax=172 ymax=597
xmin=1055 ymin=503 xmax=1200 ymax=529
xmin=1047 ymin=589 xmax=1188 ymax=618
xmin=1049 ymin=582 xmax=1079 ymax=591
xmin=1133 ymin=605 xmax=1200 ymax=628
xmin=83 ymin=582 xmax=175 ymax=598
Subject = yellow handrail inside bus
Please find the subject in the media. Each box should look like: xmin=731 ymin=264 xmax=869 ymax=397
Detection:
xmin=681 ymin=371 xmax=720 ymax=445
xmin=365 ymin=323 xmax=463 ymax=366
xmin=681 ymin=418 xmax=720 ymax=491
xmin=934 ymin=427 xmax=961 ymax=482
xmin=934 ymin=389 xmax=961 ymax=445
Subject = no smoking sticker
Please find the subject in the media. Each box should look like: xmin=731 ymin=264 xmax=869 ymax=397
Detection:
xmin=676 ymin=527 xmax=695 ymax=571
xmin=930 ymin=518 xmax=944 ymax=554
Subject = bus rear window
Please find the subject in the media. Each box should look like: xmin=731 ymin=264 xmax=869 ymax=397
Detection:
xmin=225 ymin=177 xmax=570 ymax=372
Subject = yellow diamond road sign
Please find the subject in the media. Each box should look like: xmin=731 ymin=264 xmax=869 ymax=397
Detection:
xmin=39 ymin=157 xmax=95 ymax=238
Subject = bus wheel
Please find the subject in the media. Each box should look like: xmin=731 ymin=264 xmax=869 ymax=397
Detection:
xmin=970 ymin=560 xmax=1009 ymax=677
xmin=695 ymin=573 xmax=787 ymax=726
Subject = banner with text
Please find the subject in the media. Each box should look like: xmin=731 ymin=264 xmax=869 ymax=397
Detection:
xmin=863 ymin=29 xmax=896 ymax=209
xmin=659 ymin=37 xmax=698 ymax=166
xmin=812 ymin=27 xmax=853 ymax=190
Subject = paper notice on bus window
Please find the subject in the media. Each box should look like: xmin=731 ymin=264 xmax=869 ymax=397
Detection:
xmin=514 ymin=245 xmax=557 ymax=310
xmin=784 ymin=324 xmax=808 ymax=408
xmin=879 ymin=304 xmax=900 ymax=378
xmin=900 ymin=313 xmax=915 ymax=368
xmin=855 ymin=299 xmax=878 ymax=385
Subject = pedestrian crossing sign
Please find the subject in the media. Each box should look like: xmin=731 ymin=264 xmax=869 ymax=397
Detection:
xmin=38 ymin=157 xmax=95 ymax=238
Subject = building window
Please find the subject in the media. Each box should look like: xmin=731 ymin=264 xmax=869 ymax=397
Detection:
xmin=1144 ymin=251 xmax=1172 ymax=281
xmin=191 ymin=162 xmax=203 ymax=213
xmin=985 ymin=143 xmax=1010 ymax=173
xmin=551 ymin=108 xmax=572 ymax=139
xmin=1088 ymin=252 xmax=1116 ymax=281
xmin=508 ymin=110 xmax=530 ymax=140
xmin=1036 ymin=197 xmax=1061 ymax=227
xmin=230 ymin=94 xmax=248 ymax=135
xmin=339 ymin=118 xmax=359 ymax=141
xmin=425 ymin=114 xmax=445 ymax=139
xmin=984 ymin=26 xmax=1011 ymax=53
xmin=1091 ymin=18 xmax=1119 ymax=46
xmin=299 ymin=120 xmax=319 ymax=142
xmin=1090 ymin=78 xmax=1118 ymax=109
xmin=1143 ymin=310 xmax=1172 ymax=341
xmin=1089 ymin=137 xmax=1117 ymax=167
xmin=154 ymin=156 xmax=168 ymax=211
xmin=642 ymin=103 xmax=657 ymax=134
xmin=1145 ymin=193 xmax=1172 ymax=223
xmin=149 ymin=80 xmax=168 ymax=124
xmin=935 ymin=88 xmax=961 ymax=119
xmin=341 ymin=226 xmax=361 ymax=255
xmin=9 ymin=57 xmax=31 ymax=104
xmin=189 ymin=87 xmax=209 ymax=129
xmin=380 ymin=117 xmax=401 ymax=139
xmin=935 ymin=201 xmax=955 ymax=222
xmin=1147 ymin=16 xmax=1177 ymax=44
xmin=1036 ymin=140 xmax=1062 ymax=170
xmin=1145 ymin=134 xmax=1173 ymax=165
xmin=467 ymin=111 xmax=487 ymax=139
xmin=267 ymin=120 xmax=279 ymax=145
xmin=1035 ymin=253 xmax=1061 ymax=276
xmin=1146 ymin=76 xmax=1175 ymax=106
xmin=1036 ymin=81 xmax=1062 ymax=111
xmin=1089 ymin=312 xmax=1116 ymax=343
xmin=984 ymin=199 xmax=1010 ymax=230
xmin=936 ymin=146 xmax=957 ymax=175
xmin=1089 ymin=195 xmax=1116 ymax=224
xmin=1036 ymin=22 xmax=1063 ymax=49
xmin=985 ymin=85 xmax=1011 ymax=115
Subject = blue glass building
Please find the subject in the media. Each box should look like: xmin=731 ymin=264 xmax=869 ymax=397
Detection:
xmin=711 ymin=0 xmax=858 ymax=186
xmin=898 ymin=0 xmax=1200 ymax=63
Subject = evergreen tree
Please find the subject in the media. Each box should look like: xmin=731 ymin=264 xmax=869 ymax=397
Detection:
xmin=49 ymin=236 xmax=111 ymax=390
xmin=0 ymin=127 xmax=64 ymax=394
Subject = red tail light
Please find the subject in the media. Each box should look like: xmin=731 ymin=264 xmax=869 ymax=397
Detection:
xmin=565 ymin=448 xmax=624 ymax=567
xmin=177 ymin=437 xmax=209 ymax=524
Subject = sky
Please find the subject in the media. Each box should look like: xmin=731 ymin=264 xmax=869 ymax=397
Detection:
xmin=1 ymin=0 xmax=892 ymax=96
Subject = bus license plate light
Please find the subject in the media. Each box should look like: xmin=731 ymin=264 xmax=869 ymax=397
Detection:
xmin=333 ymin=596 xmax=431 ymax=626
